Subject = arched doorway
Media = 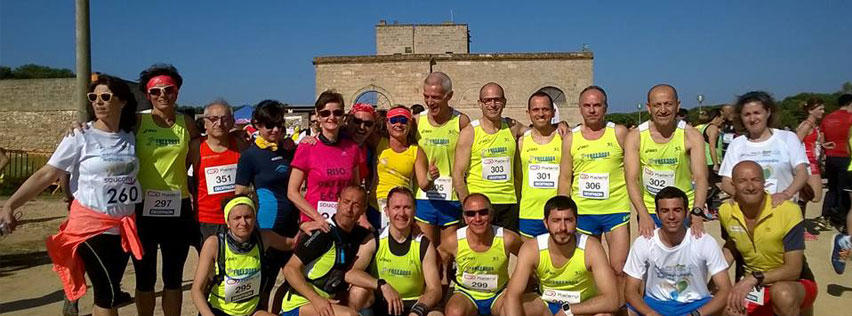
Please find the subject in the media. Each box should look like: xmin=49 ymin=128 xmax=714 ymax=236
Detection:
xmin=354 ymin=90 xmax=392 ymax=109
xmin=536 ymin=86 xmax=567 ymax=123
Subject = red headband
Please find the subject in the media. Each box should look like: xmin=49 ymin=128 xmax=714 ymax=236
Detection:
xmin=387 ymin=107 xmax=412 ymax=120
xmin=349 ymin=103 xmax=376 ymax=118
xmin=146 ymin=75 xmax=177 ymax=90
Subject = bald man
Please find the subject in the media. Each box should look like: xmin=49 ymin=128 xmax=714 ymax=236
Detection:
xmin=414 ymin=72 xmax=472 ymax=247
xmin=720 ymin=161 xmax=816 ymax=316
xmin=624 ymin=84 xmax=708 ymax=238
xmin=719 ymin=104 xmax=737 ymax=159
xmin=453 ymin=82 xmax=524 ymax=232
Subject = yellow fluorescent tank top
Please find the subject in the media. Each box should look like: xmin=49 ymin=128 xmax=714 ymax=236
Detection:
xmin=136 ymin=114 xmax=190 ymax=198
xmin=454 ymin=226 xmax=510 ymax=300
xmin=467 ymin=120 xmax=517 ymax=204
xmin=373 ymin=137 xmax=418 ymax=207
xmin=536 ymin=233 xmax=598 ymax=305
xmin=371 ymin=227 xmax=426 ymax=301
xmin=208 ymin=239 xmax=262 ymax=315
xmin=415 ymin=112 xmax=461 ymax=201
xmin=570 ymin=122 xmax=629 ymax=215
xmin=520 ymin=130 xmax=562 ymax=220
xmin=281 ymin=229 xmax=339 ymax=311
xmin=638 ymin=120 xmax=694 ymax=213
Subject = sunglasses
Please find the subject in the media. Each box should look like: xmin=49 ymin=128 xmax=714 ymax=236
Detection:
xmin=351 ymin=117 xmax=375 ymax=128
xmin=87 ymin=92 xmax=113 ymax=102
xmin=310 ymin=120 xmax=318 ymax=124
xmin=148 ymin=86 xmax=177 ymax=97
xmin=388 ymin=116 xmax=409 ymax=125
xmin=463 ymin=209 xmax=490 ymax=217
xmin=318 ymin=109 xmax=344 ymax=118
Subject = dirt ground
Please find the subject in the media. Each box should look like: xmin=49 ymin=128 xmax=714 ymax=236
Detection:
xmin=2 ymin=197 xmax=852 ymax=316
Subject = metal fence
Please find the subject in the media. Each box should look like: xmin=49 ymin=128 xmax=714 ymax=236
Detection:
xmin=1 ymin=150 xmax=51 ymax=195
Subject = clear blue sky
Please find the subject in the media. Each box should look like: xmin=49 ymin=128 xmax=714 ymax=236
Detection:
xmin=2 ymin=0 xmax=850 ymax=113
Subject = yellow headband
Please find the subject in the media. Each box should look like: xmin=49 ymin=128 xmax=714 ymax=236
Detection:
xmin=224 ymin=196 xmax=256 ymax=225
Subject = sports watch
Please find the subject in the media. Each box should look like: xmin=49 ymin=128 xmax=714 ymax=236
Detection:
xmin=561 ymin=303 xmax=573 ymax=316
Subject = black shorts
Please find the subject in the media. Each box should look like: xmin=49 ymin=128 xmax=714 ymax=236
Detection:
xmin=133 ymin=198 xmax=197 ymax=291
xmin=78 ymin=234 xmax=130 ymax=308
xmin=490 ymin=203 xmax=519 ymax=233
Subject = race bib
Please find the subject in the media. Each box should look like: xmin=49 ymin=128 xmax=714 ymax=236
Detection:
xmin=541 ymin=288 xmax=581 ymax=304
xmin=764 ymin=178 xmax=779 ymax=194
xmin=643 ymin=167 xmax=675 ymax=195
xmin=142 ymin=190 xmax=182 ymax=217
xmin=745 ymin=286 xmax=765 ymax=306
xmin=318 ymin=201 xmax=338 ymax=219
xmin=482 ymin=156 xmax=511 ymax=181
xmin=578 ymin=173 xmax=609 ymax=199
xmin=101 ymin=175 xmax=141 ymax=207
xmin=723 ymin=133 xmax=735 ymax=143
xmin=420 ymin=177 xmax=453 ymax=201
xmin=204 ymin=164 xmax=237 ymax=195
xmin=529 ymin=164 xmax=559 ymax=189
xmin=461 ymin=272 xmax=498 ymax=291
xmin=224 ymin=271 xmax=261 ymax=303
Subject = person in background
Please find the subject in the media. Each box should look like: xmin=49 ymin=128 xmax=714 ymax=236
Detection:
xmin=795 ymin=97 xmax=825 ymax=239
xmin=342 ymin=103 xmax=379 ymax=227
xmin=410 ymin=104 xmax=426 ymax=116
xmin=676 ymin=108 xmax=688 ymax=124
xmin=1 ymin=74 xmax=142 ymax=316
xmin=817 ymin=94 xmax=852 ymax=229
xmin=719 ymin=104 xmax=737 ymax=160
xmin=294 ymin=113 xmax=320 ymax=143
xmin=235 ymin=100 xmax=298 ymax=313
xmin=719 ymin=91 xmax=808 ymax=209
xmin=697 ymin=109 xmax=724 ymax=214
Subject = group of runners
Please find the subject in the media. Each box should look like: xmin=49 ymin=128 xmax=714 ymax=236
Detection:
xmin=1 ymin=64 xmax=852 ymax=316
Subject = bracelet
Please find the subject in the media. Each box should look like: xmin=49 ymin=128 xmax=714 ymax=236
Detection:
xmin=689 ymin=310 xmax=701 ymax=316
xmin=411 ymin=302 xmax=427 ymax=316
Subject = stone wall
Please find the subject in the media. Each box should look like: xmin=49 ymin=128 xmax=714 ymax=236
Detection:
xmin=0 ymin=79 xmax=77 ymax=152
xmin=314 ymin=53 xmax=593 ymax=125
xmin=376 ymin=24 xmax=469 ymax=55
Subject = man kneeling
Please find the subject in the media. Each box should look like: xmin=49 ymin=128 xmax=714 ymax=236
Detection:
xmin=504 ymin=195 xmax=619 ymax=316
xmin=623 ymin=187 xmax=731 ymax=316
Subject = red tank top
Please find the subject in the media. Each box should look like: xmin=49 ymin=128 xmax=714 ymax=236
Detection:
xmin=196 ymin=137 xmax=240 ymax=224
xmin=803 ymin=124 xmax=819 ymax=163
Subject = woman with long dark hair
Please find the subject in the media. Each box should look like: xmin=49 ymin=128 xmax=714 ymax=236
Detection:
xmin=1 ymin=75 xmax=142 ymax=316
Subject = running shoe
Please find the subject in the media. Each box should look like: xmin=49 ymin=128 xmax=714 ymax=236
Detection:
xmin=832 ymin=233 xmax=851 ymax=274
xmin=814 ymin=216 xmax=830 ymax=230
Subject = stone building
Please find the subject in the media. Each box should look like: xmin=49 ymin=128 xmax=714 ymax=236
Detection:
xmin=314 ymin=21 xmax=593 ymax=124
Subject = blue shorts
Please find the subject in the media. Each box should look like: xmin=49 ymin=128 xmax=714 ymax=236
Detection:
xmin=646 ymin=214 xmax=691 ymax=228
xmin=627 ymin=296 xmax=711 ymax=316
xmin=415 ymin=199 xmax=461 ymax=226
xmin=455 ymin=288 xmax=503 ymax=315
xmin=545 ymin=301 xmax=562 ymax=315
xmin=280 ymin=306 xmax=300 ymax=316
xmin=519 ymin=219 xmax=547 ymax=238
xmin=577 ymin=213 xmax=630 ymax=235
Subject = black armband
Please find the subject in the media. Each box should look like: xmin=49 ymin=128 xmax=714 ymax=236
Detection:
xmin=411 ymin=302 xmax=427 ymax=316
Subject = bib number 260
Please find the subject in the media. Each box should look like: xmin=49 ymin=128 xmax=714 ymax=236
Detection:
xmin=107 ymin=187 xmax=139 ymax=204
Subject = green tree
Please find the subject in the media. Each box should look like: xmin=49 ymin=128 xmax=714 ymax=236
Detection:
xmin=0 ymin=64 xmax=74 ymax=79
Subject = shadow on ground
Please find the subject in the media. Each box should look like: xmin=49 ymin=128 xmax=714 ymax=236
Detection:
xmin=0 ymin=250 xmax=51 ymax=277
xmin=827 ymin=283 xmax=852 ymax=297
xmin=0 ymin=283 xmax=193 ymax=314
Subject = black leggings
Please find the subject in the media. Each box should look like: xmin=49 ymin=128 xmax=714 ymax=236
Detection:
xmin=133 ymin=199 xmax=197 ymax=291
xmin=77 ymin=234 xmax=130 ymax=308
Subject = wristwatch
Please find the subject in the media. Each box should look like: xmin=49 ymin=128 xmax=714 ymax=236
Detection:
xmin=689 ymin=310 xmax=702 ymax=316
xmin=376 ymin=278 xmax=387 ymax=289
xmin=690 ymin=207 xmax=705 ymax=217
xmin=752 ymin=271 xmax=765 ymax=286
xmin=561 ymin=303 xmax=573 ymax=316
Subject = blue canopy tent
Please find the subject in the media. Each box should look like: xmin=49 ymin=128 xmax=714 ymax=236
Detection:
xmin=233 ymin=105 xmax=254 ymax=124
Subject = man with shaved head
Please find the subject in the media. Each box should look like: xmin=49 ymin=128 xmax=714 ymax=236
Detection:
xmin=625 ymin=84 xmax=709 ymax=239
xmin=453 ymin=82 xmax=524 ymax=232
xmin=719 ymin=161 xmax=816 ymax=316
xmin=414 ymin=71 xmax=472 ymax=247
